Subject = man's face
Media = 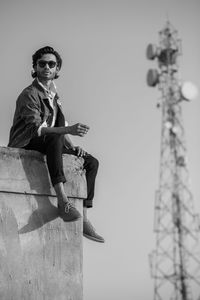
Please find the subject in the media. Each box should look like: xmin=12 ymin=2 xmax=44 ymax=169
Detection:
xmin=35 ymin=53 xmax=58 ymax=81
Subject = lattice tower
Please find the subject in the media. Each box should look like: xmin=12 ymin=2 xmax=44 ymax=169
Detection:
xmin=146 ymin=22 xmax=200 ymax=300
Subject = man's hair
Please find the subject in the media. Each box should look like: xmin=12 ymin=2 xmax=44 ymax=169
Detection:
xmin=31 ymin=46 xmax=62 ymax=79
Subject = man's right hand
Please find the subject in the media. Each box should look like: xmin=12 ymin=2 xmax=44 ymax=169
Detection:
xmin=68 ymin=123 xmax=90 ymax=137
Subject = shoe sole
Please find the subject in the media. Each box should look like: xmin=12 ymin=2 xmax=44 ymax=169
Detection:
xmin=83 ymin=233 xmax=105 ymax=243
xmin=60 ymin=215 xmax=81 ymax=222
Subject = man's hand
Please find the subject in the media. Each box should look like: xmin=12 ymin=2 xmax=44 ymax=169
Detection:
xmin=68 ymin=123 xmax=90 ymax=137
xmin=73 ymin=146 xmax=87 ymax=157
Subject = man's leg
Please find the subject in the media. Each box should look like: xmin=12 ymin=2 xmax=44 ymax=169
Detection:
xmin=83 ymin=155 xmax=99 ymax=209
xmin=61 ymin=150 xmax=99 ymax=212
xmin=82 ymin=155 xmax=104 ymax=243
xmin=24 ymin=135 xmax=81 ymax=222
xmin=62 ymin=147 xmax=104 ymax=242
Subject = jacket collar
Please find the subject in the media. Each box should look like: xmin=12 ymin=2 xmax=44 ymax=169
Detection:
xmin=32 ymin=78 xmax=59 ymax=100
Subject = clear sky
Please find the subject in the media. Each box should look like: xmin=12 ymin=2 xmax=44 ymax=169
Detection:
xmin=1 ymin=0 xmax=200 ymax=299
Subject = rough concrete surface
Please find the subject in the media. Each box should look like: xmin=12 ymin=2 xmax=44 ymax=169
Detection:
xmin=0 ymin=147 xmax=87 ymax=300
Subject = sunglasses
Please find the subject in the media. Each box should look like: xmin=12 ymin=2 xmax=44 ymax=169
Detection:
xmin=37 ymin=60 xmax=57 ymax=68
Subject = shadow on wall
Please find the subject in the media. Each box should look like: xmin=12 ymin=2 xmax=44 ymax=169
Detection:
xmin=18 ymin=149 xmax=60 ymax=234
xmin=18 ymin=197 xmax=59 ymax=234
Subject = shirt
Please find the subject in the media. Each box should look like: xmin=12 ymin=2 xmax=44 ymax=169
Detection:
xmin=37 ymin=79 xmax=58 ymax=135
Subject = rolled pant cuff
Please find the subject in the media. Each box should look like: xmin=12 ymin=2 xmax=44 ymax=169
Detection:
xmin=52 ymin=176 xmax=66 ymax=186
xmin=83 ymin=199 xmax=93 ymax=208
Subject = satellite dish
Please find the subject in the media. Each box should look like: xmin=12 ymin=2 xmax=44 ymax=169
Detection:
xmin=147 ymin=69 xmax=159 ymax=87
xmin=181 ymin=81 xmax=198 ymax=101
xmin=165 ymin=121 xmax=173 ymax=129
xmin=146 ymin=44 xmax=158 ymax=60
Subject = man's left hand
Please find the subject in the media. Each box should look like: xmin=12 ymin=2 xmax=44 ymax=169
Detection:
xmin=73 ymin=146 xmax=87 ymax=157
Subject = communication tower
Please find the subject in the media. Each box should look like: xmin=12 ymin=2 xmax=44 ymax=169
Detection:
xmin=146 ymin=22 xmax=200 ymax=300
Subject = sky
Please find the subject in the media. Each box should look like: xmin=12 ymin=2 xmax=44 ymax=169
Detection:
xmin=1 ymin=0 xmax=200 ymax=299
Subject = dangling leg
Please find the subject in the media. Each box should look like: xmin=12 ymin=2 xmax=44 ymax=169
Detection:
xmin=83 ymin=154 xmax=99 ymax=209
xmin=25 ymin=135 xmax=81 ymax=222
xmin=82 ymin=155 xmax=104 ymax=243
xmin=45 ymin=134 xmax=81 ymax=222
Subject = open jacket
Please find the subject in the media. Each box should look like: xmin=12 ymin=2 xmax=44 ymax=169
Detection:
xmin=8 ymin=79 xmax=66 ymax=148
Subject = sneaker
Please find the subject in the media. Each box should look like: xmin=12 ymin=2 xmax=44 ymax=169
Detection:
xmin=58 ymin=202 xmax=82 ymax=222
xmin=83 ymin=220 xmax=105 ymax=243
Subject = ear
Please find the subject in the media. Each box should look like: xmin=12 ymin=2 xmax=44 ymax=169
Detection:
xmin=31 ymin=66 xmax=37 ymax=78
xmin=54 ymin=69 xmax=60 ymax=79
xmin=55 ymin=67 xmax=60 ymax=76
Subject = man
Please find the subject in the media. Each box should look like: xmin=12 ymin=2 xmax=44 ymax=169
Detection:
xmin=8 ymin=46 xmax=104 ymax=243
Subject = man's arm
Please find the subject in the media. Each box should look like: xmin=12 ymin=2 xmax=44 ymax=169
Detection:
xmin=40 ymin=123 xmax=89 ymax=137
xmin=41 ymin=124 xmax=89 ymax=157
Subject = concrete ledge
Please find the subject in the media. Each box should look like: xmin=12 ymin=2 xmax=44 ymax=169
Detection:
xmin=0 ymin=146 xmax=87 ymax=198
xmin=0 ymin=146 xmax=87 ymax=300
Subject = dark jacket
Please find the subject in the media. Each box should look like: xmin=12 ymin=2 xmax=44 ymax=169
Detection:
xmin=8 ymin=79 xmax=65 ymax=148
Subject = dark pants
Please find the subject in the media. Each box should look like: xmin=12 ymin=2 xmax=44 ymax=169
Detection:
xmin=24 ymin=134 xmax=99 ymax=208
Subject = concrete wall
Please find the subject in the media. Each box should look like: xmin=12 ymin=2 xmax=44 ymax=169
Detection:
xmin=0 ymin=147 xmax=87 ymax=300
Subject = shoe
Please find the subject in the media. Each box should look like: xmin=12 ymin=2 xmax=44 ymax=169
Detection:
xmin=58 ymin=202 xmax=82 ymax=222
xmin=83 ymin=220 xmax=105 ymax=243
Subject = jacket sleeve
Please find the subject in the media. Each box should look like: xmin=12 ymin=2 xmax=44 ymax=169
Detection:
xmin=17 ymin=91 xmax=43 ymax=138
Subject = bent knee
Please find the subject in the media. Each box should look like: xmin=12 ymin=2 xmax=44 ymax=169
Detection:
xmin=46 ymin=134 xmax=64 ymax=145
xmin=89 ymin=155 xmax=99 ymax=170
